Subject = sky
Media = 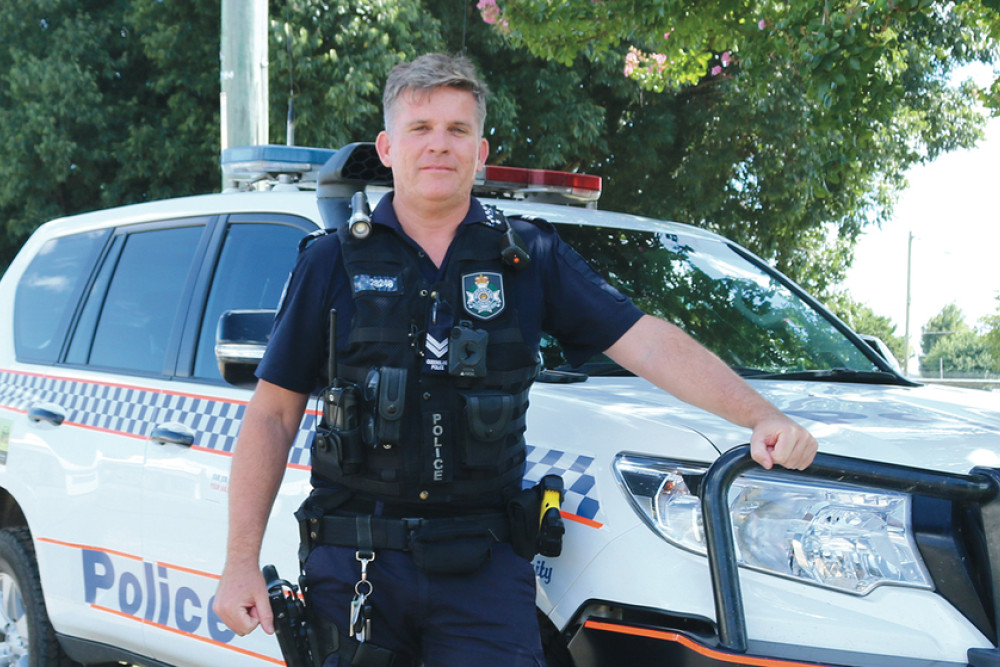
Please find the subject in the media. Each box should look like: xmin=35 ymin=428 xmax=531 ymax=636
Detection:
xmin=840 ymin=103 xmax=1000 ymax=352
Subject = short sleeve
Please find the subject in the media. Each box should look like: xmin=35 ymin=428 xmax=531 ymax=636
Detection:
xmin=256 ymin=233 xmax=347 ymax=394
xmin=522 ymin=220 xmax=644 ymax=366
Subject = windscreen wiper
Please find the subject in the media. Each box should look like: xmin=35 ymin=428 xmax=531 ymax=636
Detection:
xmin=741 ymin=367 xmax=915 ymax=385
xmin=538 ymin=360 xmax=634 ymax=383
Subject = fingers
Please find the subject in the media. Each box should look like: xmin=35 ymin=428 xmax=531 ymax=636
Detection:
xmin=749 ymin=432 xmax=775 ymax=469
xmin=257 ymin=594 xmax=275 ymax=635
xmin=750 ymin=417 xmax=818 ymax=471
xmin=213 ymin=570 xmax=270 ymax=637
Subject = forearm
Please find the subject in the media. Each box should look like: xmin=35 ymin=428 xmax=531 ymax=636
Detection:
xmin=223 ymin=382 xmax=307 ymax=569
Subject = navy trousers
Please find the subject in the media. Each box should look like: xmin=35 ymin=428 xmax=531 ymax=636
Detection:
xmin=304 ymin=541 xmax=547 ymax=666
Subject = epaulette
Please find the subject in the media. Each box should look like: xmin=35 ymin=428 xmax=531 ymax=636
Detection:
xmin=298 ymin=228 xmax=334 ymax=252
xmin=509 ymin=213 xmax=554 ymax=232
xmin=481 ymin=204 xmax=507 ymax=230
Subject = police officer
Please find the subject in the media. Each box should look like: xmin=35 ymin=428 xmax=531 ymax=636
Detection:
xmin=214 ymin=53 xmax=818 ymax=666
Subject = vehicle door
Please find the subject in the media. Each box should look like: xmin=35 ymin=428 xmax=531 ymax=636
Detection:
xmin=18 ymin=218 xmax=213 ymax=659
xmin=138 ymin=214 xmax=317 ymax=666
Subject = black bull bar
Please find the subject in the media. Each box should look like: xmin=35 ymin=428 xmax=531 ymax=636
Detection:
xmin=702 ymin=445 xmax=1000 ymax=662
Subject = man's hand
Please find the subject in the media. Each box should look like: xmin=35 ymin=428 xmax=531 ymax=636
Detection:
xmin=213 ymin=561 xmax=274 ymax=636
xmin=749 ymin=413 xmax=817 ymax=470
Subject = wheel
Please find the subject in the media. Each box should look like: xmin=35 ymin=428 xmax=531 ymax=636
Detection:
xmin=0 ymin=527 xmax=72 ymax=667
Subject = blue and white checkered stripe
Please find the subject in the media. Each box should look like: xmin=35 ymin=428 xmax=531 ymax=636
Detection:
xmin=523 ymin=444 xmax=601 ymax=522
xmin=0 ymin=370 xmax=603 ymax=522
xmin=0 ymin=370 xmax=315 ymax=465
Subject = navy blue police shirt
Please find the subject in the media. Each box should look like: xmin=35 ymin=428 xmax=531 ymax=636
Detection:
xmin=257 ymin=194 xmax=644 ymax=397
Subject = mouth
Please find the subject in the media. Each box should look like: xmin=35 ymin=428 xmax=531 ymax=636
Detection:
xmin=420 ymin=164 xmax=455 ymax=173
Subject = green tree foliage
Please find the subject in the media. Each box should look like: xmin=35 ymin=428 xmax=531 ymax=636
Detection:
xmin=472 ymin=0 xmax=999 ymax=292
xmin=826 ymin=292 xmax=905 ymax=362
xmin=0 ymin=0 xmax=221 ymax=268
xmin=919 ymin=329 xmax=995 ymax=376
xmin=268 ymin=0 xmax=446 ymax=149
xmin=3 ymin=0 xmax=997 ymax=303
xmin=978 ymin=295 xmax=1000 ymax=364
xmin=921 ymin=302 xmax=969 ymax=355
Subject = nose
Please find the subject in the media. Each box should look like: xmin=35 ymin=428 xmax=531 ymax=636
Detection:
xmin=426 ymin=127 xmax=451 ymax=153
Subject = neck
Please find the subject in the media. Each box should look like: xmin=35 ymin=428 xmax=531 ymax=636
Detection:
xmin=392 ymin=195 xmax=470 ymax=267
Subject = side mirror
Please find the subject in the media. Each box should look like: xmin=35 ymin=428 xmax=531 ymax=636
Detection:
xmin=857 ymin=333 xmax=903 ymax=374
xmin=216 ymin=309 xmax=275 ymax=387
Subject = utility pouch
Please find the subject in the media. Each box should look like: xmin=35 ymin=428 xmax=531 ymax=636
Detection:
xmin=506 ymin=485 xmax=543 ymax=561
xmin=370 ymin=367 xmax=406 ymax=447
xmin=410 ymin=520 xmax=494 ymax=575
xmin=459 ymin=391 xmax=514 ymax=468
xmin=314 ymin=383 xmax=365 ymax=477
xmin=506 ymin=475 xmax=565 ymax=561
xmin=312 ymin=425 xmax=364 ymax=478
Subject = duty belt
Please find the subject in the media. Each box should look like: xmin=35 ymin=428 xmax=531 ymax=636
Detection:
xmin=306 ymin=512 xmax=511 ymax=551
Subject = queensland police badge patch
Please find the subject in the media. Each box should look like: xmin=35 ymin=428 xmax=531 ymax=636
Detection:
xmin=462 ymin=272 xmax=505 ymax=320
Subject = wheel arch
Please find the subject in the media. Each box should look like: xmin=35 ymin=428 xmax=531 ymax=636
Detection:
xmin=0 ymin=486 xmax=29 ymax=532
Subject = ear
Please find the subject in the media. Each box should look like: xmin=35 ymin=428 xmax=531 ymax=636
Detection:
xmin=375 ymin=130 xmax=392 ymax=167
xmin=477 ymin=137 xmax=489 ymax=170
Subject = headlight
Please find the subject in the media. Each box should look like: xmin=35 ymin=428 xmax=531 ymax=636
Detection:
xmin=614 ymin=454 xmax=933 ymax=595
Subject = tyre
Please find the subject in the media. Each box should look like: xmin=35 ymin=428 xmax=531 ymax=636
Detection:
xmin=0 ymin=527 xmax=72 ymax=667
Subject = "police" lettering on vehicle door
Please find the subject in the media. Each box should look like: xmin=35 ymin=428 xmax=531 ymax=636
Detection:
xmin=82 ymin=549 xmax=235 ymax=643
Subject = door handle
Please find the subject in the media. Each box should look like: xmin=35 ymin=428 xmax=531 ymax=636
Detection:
xmin=28 ymin=403 xmax=65 ymax=426
xmin=150 ymin=421 xmax=196 ymax=447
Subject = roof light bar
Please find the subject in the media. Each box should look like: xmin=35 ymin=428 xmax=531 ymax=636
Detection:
xmin=476 ymin=165 xmax=602 ymax=203
xmin=219 ymin=143 xmax=603 ymax=205
xmin=221 ymin=145 xmax=337 ymax=191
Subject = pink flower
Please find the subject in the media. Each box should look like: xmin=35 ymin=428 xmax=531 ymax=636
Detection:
xmin=477 ymin=0 xmax=500 ymax=25
xmin=711 ymin=65 xmax=723 ymax=76
xmin=721 ymin=51 xmax=731 ymax=67
xmin=664 ymin=32 xmax=671 ymax=39
xmin=758 ymin=18 xmax=766 ymax=30
xmin=624 ymin=48 xmax=640 ymax=76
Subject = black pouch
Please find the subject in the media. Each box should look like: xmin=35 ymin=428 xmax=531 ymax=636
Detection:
xmin=506 ymin=485 xmax=542 ymax=561
xmin=410 ymin=520 xmax=494 ymax=575
xmin=312 ymin=425 xmax=365 ymax=478
xmin=459 ymin=391 xmax=514 ymax=468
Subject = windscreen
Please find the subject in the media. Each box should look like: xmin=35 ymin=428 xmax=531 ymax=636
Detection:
xmin=545 ymin=225 xmax=876 ymax=375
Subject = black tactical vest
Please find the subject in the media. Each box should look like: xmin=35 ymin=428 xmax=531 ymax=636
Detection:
xmin=320 ymin=211 xmax=540 ymax=508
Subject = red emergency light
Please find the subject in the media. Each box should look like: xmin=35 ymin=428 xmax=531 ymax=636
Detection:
xmin=476 ymin=165 xmax=602 ymax=204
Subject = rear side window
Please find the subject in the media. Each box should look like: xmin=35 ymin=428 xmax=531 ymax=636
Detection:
xmin=14 ymin=230 xmax=107 ymax=363
xmin=68 ymin=223 xmax=206 ymax=374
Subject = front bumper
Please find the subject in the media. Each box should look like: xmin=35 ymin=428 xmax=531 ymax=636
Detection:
xmin=570 ymin=615 xmax=1000 ymax=666
xmin=566 ymin=446 xmax=1000 ymax=667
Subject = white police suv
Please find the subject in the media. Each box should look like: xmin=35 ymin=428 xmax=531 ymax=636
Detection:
xmin=2 ymin=143 xmax=1000 ymax=667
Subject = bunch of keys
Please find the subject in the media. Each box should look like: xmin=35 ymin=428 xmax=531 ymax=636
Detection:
xmin=350 ymin=550 xmax=374 ymax=643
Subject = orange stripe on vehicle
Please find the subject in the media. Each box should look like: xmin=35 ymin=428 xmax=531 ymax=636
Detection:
xmin=65 ymin=419 xmax=148 ymax=440
xmin=91 ymin=604 xmax=283 ymax=665
xmin=36 ymin=537 xmax=143 ymax=561
xmin=583 ymin=620 xmax=829 ymax=667
xmin=156 ymin=561 xmax=221 ymax=580
xmin=562 ymin=510 xmax=603 ymax=529
xmin=37 ymin=539 xmax=222 ymax=581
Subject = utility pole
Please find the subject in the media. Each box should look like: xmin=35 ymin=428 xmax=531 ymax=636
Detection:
xmin=220 ymin=0 xmax=268 ymax=185
xmin=904 ymin=231 xmax=913 ymax=376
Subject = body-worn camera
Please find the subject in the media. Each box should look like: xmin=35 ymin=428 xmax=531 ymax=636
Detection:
xmin=449 ymin=321 xmax=488 ymax=378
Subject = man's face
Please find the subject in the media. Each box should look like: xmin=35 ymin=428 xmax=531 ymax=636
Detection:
xmin=376 ymin=86 xmax=489 ymax=211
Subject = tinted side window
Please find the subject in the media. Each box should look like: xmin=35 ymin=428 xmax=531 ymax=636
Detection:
xmin=14 ymin=231 xmax=107 ymax=363
xmin=72 ymin=224 xmax=205 ymax=374
xmin=193 ymin=222 xmax=304 ymax=380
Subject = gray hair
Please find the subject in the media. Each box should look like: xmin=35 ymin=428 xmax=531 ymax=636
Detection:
xmin=383 ymin=53 xmax=489 ymax=137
